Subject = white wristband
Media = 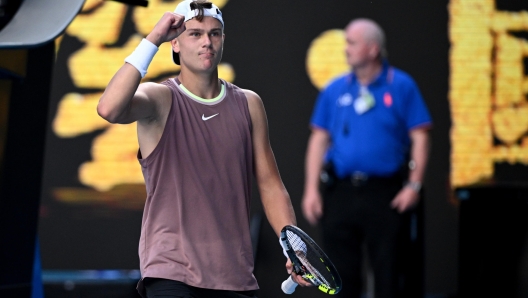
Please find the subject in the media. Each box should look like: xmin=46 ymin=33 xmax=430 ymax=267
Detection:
xmin=124 ymin=38 xmax=158 ymax=78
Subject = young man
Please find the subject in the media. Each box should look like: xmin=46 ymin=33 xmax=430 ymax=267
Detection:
xmin=302 ymin=19 xmax=432 ymax=298
xmin=97 ymin=1 xmax=310 ymax=297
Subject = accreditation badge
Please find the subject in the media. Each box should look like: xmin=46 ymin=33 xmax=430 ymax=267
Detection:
xmin=354 ymin=86 xmax=375 ymax=115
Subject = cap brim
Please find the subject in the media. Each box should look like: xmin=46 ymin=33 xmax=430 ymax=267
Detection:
xmin=172 ymin=50 xmax=180 ymax=65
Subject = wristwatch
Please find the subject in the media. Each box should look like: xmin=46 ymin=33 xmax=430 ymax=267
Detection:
xmin=406 ymin=181 xmax=422 ymax=192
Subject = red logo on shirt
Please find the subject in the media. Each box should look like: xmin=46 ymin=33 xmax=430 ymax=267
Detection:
xmin=383 ymin=92 xmax=393 ymax=107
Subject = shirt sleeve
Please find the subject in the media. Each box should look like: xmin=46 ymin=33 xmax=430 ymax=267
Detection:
xmin=402 ymin=77 xmax=432 ymax=130
xmin=310 ymin=87 xmax=333 ymax=131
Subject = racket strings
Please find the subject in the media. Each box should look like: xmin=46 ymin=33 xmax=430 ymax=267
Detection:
xmin=286 ymin=231 xmax=335 ymax=287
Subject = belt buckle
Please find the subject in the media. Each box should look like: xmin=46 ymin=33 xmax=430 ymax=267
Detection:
xmin=351 ymin=171 xmax=368 ymax=186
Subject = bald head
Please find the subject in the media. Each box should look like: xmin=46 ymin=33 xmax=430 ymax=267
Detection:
xmin=346 ymin=18 xmax=387 ymax=59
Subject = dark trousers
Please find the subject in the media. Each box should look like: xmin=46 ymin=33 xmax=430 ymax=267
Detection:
xmin=144 ymin=278 xmax=257 ymax=298
xmin=321 ymin=176 xmax=410 ymax=298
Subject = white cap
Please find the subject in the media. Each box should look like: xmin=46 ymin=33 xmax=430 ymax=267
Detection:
xmin=172 ymin=0 xmax=224 ymax=64
xmin=174 ymin=0 xmax=224 ymax=27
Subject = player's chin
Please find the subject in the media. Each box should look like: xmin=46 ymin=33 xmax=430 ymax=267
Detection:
xmin=199 ymin=58 xmax=218 ymax=70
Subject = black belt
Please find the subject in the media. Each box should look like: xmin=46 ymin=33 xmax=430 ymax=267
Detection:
xmin=338 ymin=171 xmax=402 ymax=187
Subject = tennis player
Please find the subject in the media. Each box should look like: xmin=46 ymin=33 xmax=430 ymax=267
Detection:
xmin=97 ymin=0 xmax=311 ymax=297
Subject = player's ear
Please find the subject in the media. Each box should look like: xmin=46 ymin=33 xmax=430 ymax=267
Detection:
xmin=171 ymin=38 xmax=180 ymax=54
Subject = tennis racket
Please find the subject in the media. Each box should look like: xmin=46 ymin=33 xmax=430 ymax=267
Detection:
xmin=280 ymin=225 xmax=342 ymax=295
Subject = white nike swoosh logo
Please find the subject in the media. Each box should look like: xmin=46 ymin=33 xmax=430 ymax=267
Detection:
xmin=202 ymin=113 xmax=219 ymax=121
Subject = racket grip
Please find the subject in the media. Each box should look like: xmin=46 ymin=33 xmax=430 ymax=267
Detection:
xmin=281 ymin=275 xmax=298 ymax=294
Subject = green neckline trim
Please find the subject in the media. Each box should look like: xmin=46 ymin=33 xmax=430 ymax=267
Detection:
xmin=179 ymin=83 xmax=225 ymax=103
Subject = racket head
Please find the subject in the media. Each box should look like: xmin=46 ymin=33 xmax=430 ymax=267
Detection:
xmin=280 ymin=225 xmax=342 ymax=295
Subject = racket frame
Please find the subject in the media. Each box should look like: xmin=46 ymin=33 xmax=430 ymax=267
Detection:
xmin=280 ymin=225 xmax=342 ymax=295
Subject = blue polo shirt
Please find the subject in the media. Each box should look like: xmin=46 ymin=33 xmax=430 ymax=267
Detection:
xmin=310 ymin=61 xmax=432 ymax=178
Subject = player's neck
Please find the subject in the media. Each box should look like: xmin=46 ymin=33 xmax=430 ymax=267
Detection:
xmin=178 ymin=69 xmax=221 ymax=99
xmin=353 ymin=60 xmax=382 ymax=86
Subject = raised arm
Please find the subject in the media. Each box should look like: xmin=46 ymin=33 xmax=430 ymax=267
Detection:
xmin=97 ymin=12 xmax=186 ymax=124
xmin=244 ymin=89 xmax=296 ymax=236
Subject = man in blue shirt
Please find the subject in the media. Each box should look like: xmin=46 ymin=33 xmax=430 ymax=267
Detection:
xmin=302 ymin=18 xmax=432 ymax=298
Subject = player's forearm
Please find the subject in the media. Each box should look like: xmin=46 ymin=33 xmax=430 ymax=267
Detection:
xmin=98 ymin=36 xmax=160 ymax=123
xmin=261 ymin=186 xmax=296 ymax=237
xmin=97 ymin=64 xmax=143 ymax=123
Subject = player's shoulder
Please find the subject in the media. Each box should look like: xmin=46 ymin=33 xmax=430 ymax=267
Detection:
xmin=225 ymin=80 xmax=261 ymax=103
xmin=236 ymin=86 xmax=265 ymax=120
xmin=226 ymin=81 xmax=267 ymax=117
xmin=240 ymin=88 xmax=262 ymax=106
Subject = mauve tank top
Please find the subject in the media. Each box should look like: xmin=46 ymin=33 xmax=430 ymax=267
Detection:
xmin=136 ymin=78 xmax=258 ymax=295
